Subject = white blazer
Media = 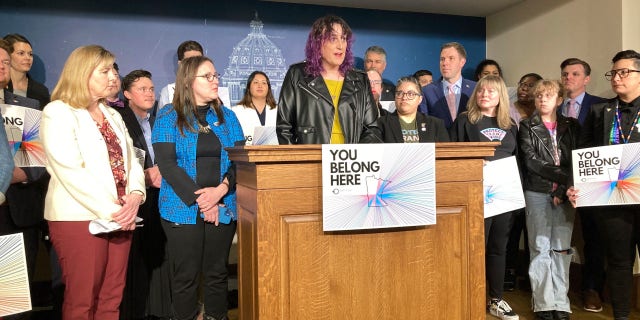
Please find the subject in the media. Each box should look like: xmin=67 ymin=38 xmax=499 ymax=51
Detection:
xmin=41 ymin=100 xmax=145 ymax=221
xmin=230 ymin=104 xmax=278 ymax=145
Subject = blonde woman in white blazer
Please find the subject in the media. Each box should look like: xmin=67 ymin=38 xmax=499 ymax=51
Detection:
xmin=41 ymin=45 xmax=145 ymax=320
xmin=230 ymin=71 xmax=278 ymax=145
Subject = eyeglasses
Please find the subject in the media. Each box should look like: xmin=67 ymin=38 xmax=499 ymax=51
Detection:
xmin=518 ymin=82 xmax=535 ymax=89
xmin=133 ymin=87 xmax=155 ymax=94
xmin=0 ymin=60 xmax=9 ymax=66
xmin=196 ymin=72 xmax=222 ymax=82
xmin=605 ymin=68 xmax=640 ymax=81
xmin=395 ymin=91 xmax=420 ymax=100
xmin=369 ymin=80 xmax=382 ymax=86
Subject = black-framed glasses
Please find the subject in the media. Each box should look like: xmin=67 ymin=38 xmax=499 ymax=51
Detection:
xmin=196 ymin=72 xmax=222 ymax=82
xmin=605 ymin=68 xmax=640 ymax=81
xmin=395 ymin=91 xmax=420 ymax=100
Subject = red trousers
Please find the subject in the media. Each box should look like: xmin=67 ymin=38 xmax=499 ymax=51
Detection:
xmin=48 ymin=221 xmax=132 ymax=320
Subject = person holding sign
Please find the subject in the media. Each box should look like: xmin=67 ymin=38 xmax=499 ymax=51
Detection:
xmin=518 ymin=80 xmax=579 ymax=320
xmin=152 ymin=55 xmax=244 ymax=320
xmin=449 ymin=75 xmax=520 ymax=320
xmin=567 ymin=50 xmax=640 ymax=320
xmin=378 ymin=76 xmax=449 ymax=143
xmin=231 ymin=70 xmax=278 ymax=145
xmin=277 ymin=15 xmax=381 ymax=144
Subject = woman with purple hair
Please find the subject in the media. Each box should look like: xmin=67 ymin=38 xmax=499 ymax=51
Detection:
xmin=276 ymin=15 xmax=381 ymax=144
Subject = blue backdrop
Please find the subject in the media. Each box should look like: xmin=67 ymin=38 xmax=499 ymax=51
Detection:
xmin=0 ymin=0 xmax=485 ymax=104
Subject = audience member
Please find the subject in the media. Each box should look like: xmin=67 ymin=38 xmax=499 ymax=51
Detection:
xmin=449 ymin=75 xmax=519 ymax=320
xmin=0 ymin=38 xmax=47 ymax=320
xmin=3 ymin=33 xmax=50 ymax=107
xmin=378 ymin=76 xmax=448 ymax=143
xmin=41 ymin=45 xmax=145 ymax=320
xmin=152 ymin=55 xmax=244 ymax=320
xmin=568 ymin=49 xmax=640 ymax=320
xmin=0 ymin=116 xmax=12 ymax=204
xmin=116 ymin=69 xmax=173 ymax=320
xmin=519 ymin=80 xmax=578 ymax=320
xmin=105 ymin=62 xmax=124 ymax=108
xmin=475 ymin=59 xmax=503 ymax=81
xmin=511 ymin=73 xmax=542 ymax=126
xmin=277 ymin=15 xmax=381 ymax=144
xmin=419 ymin=42 xmax=476 ymax=129
xmin=231 ymin=70 xmax=277 ymax=145
xmin=364 ymin=45 xmax=395 ymax=100
xmin=366 ymin=68 xmax=389 ymax=116
xmin=413 ymin=69 xmax=433 ymax=87
xmin=559 ymin=57 xmax=607 ymax=313
xmin=158 ymin=40 xmax=204 ymax=109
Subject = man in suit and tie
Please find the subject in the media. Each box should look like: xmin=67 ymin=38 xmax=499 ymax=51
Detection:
xmin=0 ymin=38 xmax=48 ymax=320
xmin=559 ymin=57 xmax=607 ymax=314
xmin=419 ymin=42 xmax=476 ymax=129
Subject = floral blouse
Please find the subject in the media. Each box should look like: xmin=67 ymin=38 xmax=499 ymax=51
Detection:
xmin=96 ymin=118 xmax=126 ymax=198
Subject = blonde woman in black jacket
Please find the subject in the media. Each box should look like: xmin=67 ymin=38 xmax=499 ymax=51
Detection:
xmin=518 ymin=80 xmax=579 ymax=320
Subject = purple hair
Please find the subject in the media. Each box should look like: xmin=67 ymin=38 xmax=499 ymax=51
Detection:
xmin=304 ymin=15 xmax=354 ymax=77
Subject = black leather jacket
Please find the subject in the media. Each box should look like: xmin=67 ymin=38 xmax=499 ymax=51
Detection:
xmin=518 ymin=112 xmax=580 ymax=199
xmin=276 ymin=62 xmax=382 ymax=144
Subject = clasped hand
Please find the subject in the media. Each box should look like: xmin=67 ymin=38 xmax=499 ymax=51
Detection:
xmin=112 ymin=193 xmax=143 ymax=231
xmin=195 ymin=184 xmax=228 ymax=225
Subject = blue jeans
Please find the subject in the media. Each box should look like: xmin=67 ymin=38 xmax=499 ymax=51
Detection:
xmin=525 ymin=191 xmax=575 ymax=312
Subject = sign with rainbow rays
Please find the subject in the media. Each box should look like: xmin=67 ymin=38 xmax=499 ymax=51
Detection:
xmin=573 ymin=143 xmax=640 ymax=207
xmin=1 ymin=104 xmax=45 ymax=167
xmin=0 ymin=233 xmax=32 ymax=317
xmin=483 ymin=156 xmax=525 ymax=218
xmin=322 ymin=143 xmax=436 ymax=231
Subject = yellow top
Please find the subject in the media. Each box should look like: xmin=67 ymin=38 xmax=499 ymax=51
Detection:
xmin=324 ymin=78 xmax=345 ymax=144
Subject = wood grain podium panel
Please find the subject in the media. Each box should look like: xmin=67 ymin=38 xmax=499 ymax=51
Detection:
xmin=228 ymin=143 xmax=497 ymax=320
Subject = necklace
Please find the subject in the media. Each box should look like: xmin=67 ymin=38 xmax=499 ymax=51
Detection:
xmin=612 ymin=102 xmax=640 ymax=144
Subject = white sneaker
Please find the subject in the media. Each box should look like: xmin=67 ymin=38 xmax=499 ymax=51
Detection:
xmin=488 ymin=299 xmax=519 ymax=320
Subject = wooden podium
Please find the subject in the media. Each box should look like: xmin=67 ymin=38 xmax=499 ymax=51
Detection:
xmin=227 ymin=143 xmax=497 ymax=320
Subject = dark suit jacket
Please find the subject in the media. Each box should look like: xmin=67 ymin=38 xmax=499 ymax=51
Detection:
xmin=115 ymin=104 xmax=156 ymax=168
xmin=378 ymin=111 xmax=450 ymax=143
xmin=579 ymin=97 xmax=640 ymax=148
xmin=419 ymin=78 xmax=476 ymax=129
xmin=3 ymin=90 xmax=48 ymax=227
xmin=558 ymin=92 xmax=607 ymax=126
xmin=380 ymin=81 xmax=396 ymax=101
xmin=7 ymin=76 xmax=51 ymax=108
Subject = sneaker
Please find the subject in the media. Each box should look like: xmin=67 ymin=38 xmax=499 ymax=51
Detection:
xmin=488 ymin=299 xmax=520 ymax=320
xmin=582 ymin=289 xmax=603 ymax=312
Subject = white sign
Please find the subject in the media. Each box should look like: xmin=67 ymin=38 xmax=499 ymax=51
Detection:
xmin=322 ymin=143 xmax=436 ymax=231
xmin=572 ymin=143 xmax=640 ymax=207
xmin=483 ymin=156 xmax=525 ymax=218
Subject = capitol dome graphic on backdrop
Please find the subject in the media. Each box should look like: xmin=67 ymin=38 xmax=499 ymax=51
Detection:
xmin=223 ymin=14 xmax=287 ymax=105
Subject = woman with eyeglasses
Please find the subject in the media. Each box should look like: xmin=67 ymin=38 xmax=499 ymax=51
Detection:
xmin=152 ymin=56 xmax=244 ymax=320
xmin=277 ymin=15 xmax=381 ymax=144
xmin=450 ymin=75 xmax=520 ymax=320
xmin=378 ymin=76 xmax=449 ymax=143
xmin=511 ymin=73 xmax=543 ymax=127
xmin=3 ymin=33 xmax=50 ymax=107
xmin=231 ymin=70 xmax=278 ymax=145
